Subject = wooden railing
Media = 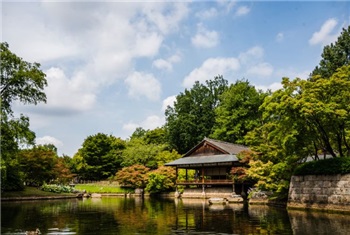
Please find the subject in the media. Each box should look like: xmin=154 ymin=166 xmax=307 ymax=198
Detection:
xmin=176 ymin=179 xmax=233 ymax=185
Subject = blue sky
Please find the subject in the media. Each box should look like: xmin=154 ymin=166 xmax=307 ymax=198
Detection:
xmin=2 ymin=1 xmax=349 ymax=156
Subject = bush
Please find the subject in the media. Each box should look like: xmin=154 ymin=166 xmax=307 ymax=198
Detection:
xmin=145 ymin=166 xmax=176 ymax=193
xmin=294 ymin=157 xmax=350 ymax=175
xmin=114 ymin=165 xmax=150 ymax=188
xmin=41 ymin=184 xmax=74 ymax=193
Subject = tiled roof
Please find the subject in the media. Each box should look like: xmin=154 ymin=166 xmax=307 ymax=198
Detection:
xmin=164 ymin=154 xmax=238 ymax=166
xmin=165 ymin=138 xmax=249 ymax=167
xmin=203 ymin=137 xmax=249 ymax=155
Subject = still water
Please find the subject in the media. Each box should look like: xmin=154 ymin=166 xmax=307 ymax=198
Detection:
xmin=1 ymin=197 xmax=350 ymax=235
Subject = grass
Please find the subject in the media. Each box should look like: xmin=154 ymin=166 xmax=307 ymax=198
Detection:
xmin=74 ymin=184 xmax=133 ymax=193
xmin=1 ymin=186 xmax=74 ymax=198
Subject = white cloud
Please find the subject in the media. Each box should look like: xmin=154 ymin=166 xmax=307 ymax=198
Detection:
xmin=153 ymin=59 xmax=173 ymax=71
xmin=36 ymin=136 xmax=63 ymax=148
xmin=276 ymin=32 xmax=284 ymax=42
xmin=247 ymin=63 xmax=274 ymax=77
xmin=183 ymin=57 xmax=240 ymax=88
xmin=309 ymin=18 xmax=339 ymax=46
xmin=122 ymin=115 xmax=165 ymax=135
xmin=191 ymin=24 xmax=219 ymax=48
xmin=195 ymin=7 xmax=218 ymax=19
xmin=162 ymin=95 xmax=177 ymax=111
xmin=141 ymin=2 xmax=189 ymax=35
xmin=238 ymin=46 xmax=264 ymax=65
xmin=153 ymin=53 xmax=181 ymax=72
xmin=125 ymin=71 xmax=161 ymax=101
xmin=235 ymin=6 xmax=250 ymax=16
xmin=217 ymin=0 xmax=237 ymax=13
xmin=142 ymin=115 xmax=165 ymax=130
xmin=122 ymin=122 xmax=140 ymax=134
xmin=33 ymin=67 xmax=96 ymax=115
xmin=255 ymin=82 xmax=283 ymax=92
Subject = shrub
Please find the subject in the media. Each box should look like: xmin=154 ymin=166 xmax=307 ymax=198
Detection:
xmin=294 ymin=157 xmax=350 ymax=175
xmin=41 ymin=184 xmax=74 ymax=193
xmin=145 ymin=166 xmax=176 ymax=193
xmin=114 ymin=164 xmax=150 ymax=188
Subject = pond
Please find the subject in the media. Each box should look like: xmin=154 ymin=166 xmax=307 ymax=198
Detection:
xmin=1 ymin=197 xmax=350 ymax=235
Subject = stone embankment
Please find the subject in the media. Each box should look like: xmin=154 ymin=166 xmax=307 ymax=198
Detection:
xmin=288 ymin=174 xmax=350 ymax=213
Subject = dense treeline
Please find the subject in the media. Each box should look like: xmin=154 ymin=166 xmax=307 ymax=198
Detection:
xmin=1 ymin=27 xmax=349 ymax=198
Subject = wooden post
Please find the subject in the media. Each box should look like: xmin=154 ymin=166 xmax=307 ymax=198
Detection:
xmin=201 ymin=167 xmax=204 ymax=184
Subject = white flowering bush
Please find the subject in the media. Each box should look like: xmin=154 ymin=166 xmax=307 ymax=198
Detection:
xmin=41 ymin=184 xmax=74 ymax=193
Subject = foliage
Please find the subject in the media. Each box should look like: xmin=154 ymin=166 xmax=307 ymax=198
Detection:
xmin=41 ymin=184 xmax=74 ymax=194
xmin=311 ymin=26 xmax=350 ymax=79
xmin=0 ymin=42 xmax=47 ymax=115
xmin=245 ymin=65 xmax=350 ymax=199
xmin=294 ymin=157 xmax=350 ymax=176
xmin=165 ymin=75 xmax=228 ymax=154
xmin=143 ymin=127 xmax=168 ymax=145
xmin=114 ymin=164 xmax=150 ymax=188
xmin=0 ymin=42 xmax=47 ymax=191
xmin=1 ymin=158 xmax=25 ymax=191
xmin=155 ymin=149 xmax=181 ymax=167
xmin=18 ymin=146 xmax=58 ymax=186
xmin=211 ymin=80 xmax=268 ymax=145
xmin=121 ymin=137 xmax=167 ymax=169
xmin=145 ymin=166 xmax=176 ymax=193
xmin=53 ymin=157 xmax=75 ymax=184
xmin=230 ymin=150 xmax=255 ymax=183
xmin=79 ymin=133 xmax=126 ymax=180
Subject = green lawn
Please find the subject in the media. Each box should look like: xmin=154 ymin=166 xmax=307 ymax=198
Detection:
xmin=74 ymin=184 xmax=133 ymax=193
xmin=1 ymin=186 xmax=74 ymax=198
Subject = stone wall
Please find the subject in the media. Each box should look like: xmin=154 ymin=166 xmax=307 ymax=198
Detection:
xmin=288 ymin=174 xmax=350 ymax=212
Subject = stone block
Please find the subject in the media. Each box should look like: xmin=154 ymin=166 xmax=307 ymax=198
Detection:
xmin=336 ymin=180 xmax=348 ymax=188
xmin=323 ymin=181 xmax=332 ymax=188
xmin=315 ymin=195 xmax=328 ymax=203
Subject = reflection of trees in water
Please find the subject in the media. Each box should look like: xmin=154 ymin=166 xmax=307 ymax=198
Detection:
xmin=2 ymin=198 xmax=297 ymax=235
xmin=173 ymin=199 xmax=292 ymax=234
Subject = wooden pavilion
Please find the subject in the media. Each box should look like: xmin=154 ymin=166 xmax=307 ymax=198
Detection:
xmin=165 ymin=138 xmax=249 ymax=196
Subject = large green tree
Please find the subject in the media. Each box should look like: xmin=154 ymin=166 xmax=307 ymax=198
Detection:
xmin=165 ymin=75 xmax=228 ymax=153
xmin=246 ymin=66 xmax=350 ymax=198
xmin=211 ymin=80 xmax=268 ymax=145
xmin=18 ymin=146 xmax=58 ymax=186
xmin=1 ymin=42 xmax=47 ymax=191
xmin=78 ymin=133 xmax=126 ymax=180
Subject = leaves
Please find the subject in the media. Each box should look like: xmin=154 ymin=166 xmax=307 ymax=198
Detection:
xmin=114 ymin=164 xmax=150 ymax=188
xmin=165 ymin=75 xmax=228 ymax=153
xmin=211 ymin=80 xmax=268 ymax=145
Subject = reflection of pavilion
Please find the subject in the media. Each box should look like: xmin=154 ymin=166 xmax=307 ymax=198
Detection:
xmin=172 ymin=198 xmax=245 ymax=233
xmin=165 ymin=138 xmax=249 ymax=197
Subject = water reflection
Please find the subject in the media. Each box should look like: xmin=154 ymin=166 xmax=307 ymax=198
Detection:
xmin=1 ymin=197 xmax=348 ymax=235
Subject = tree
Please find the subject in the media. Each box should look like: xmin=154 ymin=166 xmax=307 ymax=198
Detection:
xmin=211 ymin=80 xmax=268 ymax=145
xmin=114 ymin=164 xmax=150 ymax=188
xmin=245 ymin=66 xmax=350 ymax=199
xmin=165 ymin=75 xmax=228 ymax=153
xmin=18 ymin=146 xmax=58 ymax=186
xmin=121 ymin=137 xmax=167 ymax=169
xmin=79 ymin=133 xmax=126 ymax=180
xmin=311 ymin=26 xmax=350 ymax=79
xmin=0 ymin=42 xmax=47 ymax=191
xmin=145 ymin=166 xmax=176 ymax=193
xmin=53 ymin=157 xmax=75 ymax=184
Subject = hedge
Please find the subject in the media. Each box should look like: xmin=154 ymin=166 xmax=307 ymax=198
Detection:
xmin=294 ymin=157 xmax=350 ymax=176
